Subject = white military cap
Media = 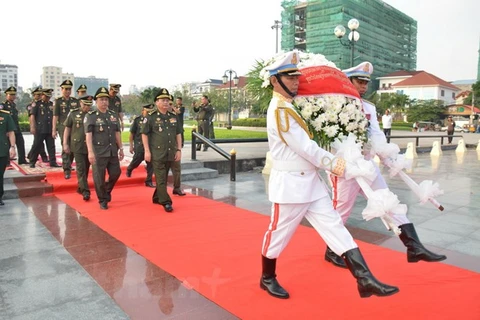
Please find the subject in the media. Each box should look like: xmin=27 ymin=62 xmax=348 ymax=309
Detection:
xmin=342 ymin=61 xmax=373 ymax=81
xmin=265 ymin=50 xmax=302 ymax=76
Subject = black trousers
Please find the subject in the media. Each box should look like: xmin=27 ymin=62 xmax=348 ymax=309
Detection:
xmin=29 ymin=133 xmax=56 ymax=165
xmin=0 ymin=156 xmax=8 ymax=199
xmin=127 ymin=151 xmax=153 ymax=183
xmin=58 ymin=125 xmax=74 ymax=172
xmin=447 ymin=131 xmax=454 ymax=143
xmin=92 ymin=156 xmax=121 ymax=203
xmin=74 ymin=152 xmax=90 ymax=194
xmin=152 ymin=158 xmax=173 ymax=205
xmin=196 ymin=120 xmax=210 ymax=150
xmin=383 ymin=128 xmax=391 ymax=143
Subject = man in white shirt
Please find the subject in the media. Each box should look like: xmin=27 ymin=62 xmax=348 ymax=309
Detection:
xmin=381 ymin=109 xmax=392 ymax=142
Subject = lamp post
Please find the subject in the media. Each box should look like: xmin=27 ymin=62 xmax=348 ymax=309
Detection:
xmin=222 ymin=69 xmax=239 ymax=130
xmin=334 ymin=18 xmax=360 ymax=67
xmin=271 ymin=20 xmax=282 ymax=53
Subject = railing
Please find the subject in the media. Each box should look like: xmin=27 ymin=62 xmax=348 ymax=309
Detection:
xmin=191 ymin=129 xmax=268 ymax=181
xmin=387 ymin=134 xmax=463 ymax=147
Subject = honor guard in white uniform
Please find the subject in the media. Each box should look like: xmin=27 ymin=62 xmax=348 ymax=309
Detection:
xmin=260 ymin=51 xmax=398 ymax=300
xmin=326 ymin=62 xmax=446 ymax=268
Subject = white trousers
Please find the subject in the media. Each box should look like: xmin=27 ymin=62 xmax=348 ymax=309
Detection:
xmin=261 ymin=195 xmax=358 ymax=259
xmin=330 ymin=164 xmax=410 ymax=226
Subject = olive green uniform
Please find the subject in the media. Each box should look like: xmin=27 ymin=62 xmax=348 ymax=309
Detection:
xmin=54 ymin=97 xmax=78 ymax=173
xmin=108 ymin=95 xmax=122 ymax=115
xmin=193 ymin=103 xmax=214 ymax=151
xmin=64 ymin=108 xmax=90 ymax=196
xmin=141 ymin=110 xmax=182 ymax=205
xmin=0 ymin=109 xmax=15 ymax=200
xmin=29 ymin=99 xmax=56 ymax=166
xmin=126 ymin=115 xmax=153 ymax=183
xmin=84 ymin=109 xmax=122 ymax=204
xmin=27 ymin=99 xmax=48 ymax=162
xmin=3 ymin=100 xmax=27 ymax=163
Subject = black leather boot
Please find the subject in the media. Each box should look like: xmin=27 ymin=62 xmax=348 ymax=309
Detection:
xmin=399 ymin=223 xmax=446 ymax=263
xmin=260 ymin=256 xmax=289 ymax=299
xmin=343 ymin=248 xmax=399 ymax=298
xmin=325 ymin=246 xmax=347 ymax=268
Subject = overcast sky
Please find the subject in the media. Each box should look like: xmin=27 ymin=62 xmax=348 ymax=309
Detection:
xmin=2 ymin=0 xmax=479 ymax=93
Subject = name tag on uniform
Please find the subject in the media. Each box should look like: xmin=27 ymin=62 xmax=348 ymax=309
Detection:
xmin=169 ymin=118 xmax=177 ymax=123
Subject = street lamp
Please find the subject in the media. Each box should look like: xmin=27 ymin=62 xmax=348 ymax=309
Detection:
xmin=222 ymin=69 xmax=239 ymax=130
xmin=271 ymin=20 xmax=282 ymax=53
xmin=334 ymin=18 xmax=360 ymax=67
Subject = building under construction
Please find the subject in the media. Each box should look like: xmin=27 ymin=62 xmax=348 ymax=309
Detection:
xmin=280 ymin=0 xmax=417 ymax=88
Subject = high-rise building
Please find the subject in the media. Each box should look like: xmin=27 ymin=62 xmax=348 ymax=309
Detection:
xmin=477 ymin=38 xmax=480 ymax=81
xmin=280 ymin=0 xmax=417 ymax=89
xmin=74 ymin=76 xmax=109 ymax=97
xmin=41 ymin=66 xmax=74 ymax=98
xmin=0 ymin=63 xmax=18 ymax=91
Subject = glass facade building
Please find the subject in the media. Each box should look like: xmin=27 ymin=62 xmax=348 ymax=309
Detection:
xmin=280 ymin=0 xmax=417 ymax=89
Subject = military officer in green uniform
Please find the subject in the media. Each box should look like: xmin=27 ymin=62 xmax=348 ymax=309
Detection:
xmin=142 ymin=88 xmax=182 ymax=212
xmin=76 ymin=84 xmax=87 ymax=98
xmin=27 ymin=86 xmax=48 ymax=163
xmin=167 ymin=96 xmax=185 ymax=196
xmin=108 ymin=83 xmax=124 ymax=131
xmin=126 ymin=103 xmax=155 ymax=187
xmin=64 ymin=95 xmax=93 ymax=201
xmin=29 ymin=89 xmax=59 ymax=168
xmin=53 ymin=79 xmax=78 ymax=179
xmin=0 ymin=106 xmax=16 ymax=205
xmin=3 ymin=86 xmax=27 ymax=164
xmin=85 ymin=87 xmax=124 ymax=210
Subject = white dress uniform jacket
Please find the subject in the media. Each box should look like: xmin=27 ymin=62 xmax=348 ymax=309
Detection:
xmin=267 ymin=93 xmax=339 ymax=204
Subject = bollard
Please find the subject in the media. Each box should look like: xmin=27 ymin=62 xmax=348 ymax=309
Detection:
xmin=430 ymin=141 xmax=443 ymax=156
xmin=405 ymin=142 xmax=418 ymax=159
xmin=455 ymin=139 xmax=466 ymax=154
xmin=262 ymin=151 xmax=273 ymax=175
xmin=430 ymin=155 xmax=440 ymax=171
xmin=230 ymin=149 xmax=237 ymax=181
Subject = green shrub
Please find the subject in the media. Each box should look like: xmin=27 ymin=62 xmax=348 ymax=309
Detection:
xmin=232 ymin=118 xmax=266 ymax=127
xmin=19 ymin=122 xmax=30 ymax=132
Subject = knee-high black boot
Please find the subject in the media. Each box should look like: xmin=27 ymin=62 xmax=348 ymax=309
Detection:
xmin=260 ymin=256 xmax=289 ymax=299
xmin=342 ymin=248 xmax=399 ymax=298
xmin=399 ymin=223 xmax=446 ymax=263
xmin=325 ymin=246 xmax=347 ymax=268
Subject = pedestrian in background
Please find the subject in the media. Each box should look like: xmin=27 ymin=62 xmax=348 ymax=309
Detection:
xmin=0 ymin=106 xmax=16 ymax=205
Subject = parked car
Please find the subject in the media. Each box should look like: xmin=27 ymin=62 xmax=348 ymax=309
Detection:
xmin=440 ymin=125 xmax=468 ymax=133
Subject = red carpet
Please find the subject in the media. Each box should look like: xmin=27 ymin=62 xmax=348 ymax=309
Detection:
xmin=53 ymin=185 xmax=480 ymax=319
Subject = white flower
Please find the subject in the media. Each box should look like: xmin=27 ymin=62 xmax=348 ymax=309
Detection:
xmin=325 ymin=124 xmax=340 ymax=138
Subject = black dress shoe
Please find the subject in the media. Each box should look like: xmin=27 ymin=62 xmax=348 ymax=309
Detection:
xmin=18 ymin=160 xmax=28 ymax=165
xmin=100 ymin=201 xmax=108 ymax=210
xmin=83 ymin=192 xmax=90 ymax=201
xmin=50 ymin=163 xmax=61 ymax=168
xmin=42 ymin=157 xmax=49 ymax=163
xmin=126 ymin=170 xmax=132 ymax=177
xmin=106 ymin=192 xmax=112 ymax=203
xmin=163 ymin=204 xmax=173 ymax=212
xmin=64 ymin=172 xmax=71 ymax=180
xmin=0 ymin=199 xmax=4 ymax=206
xmin=173 ymin=189 xmax=186 ymax=196
xmin=29 ymin=163 xmax=35 ymax=168
xmin=145 ymin=181 xmax=155 ymax=188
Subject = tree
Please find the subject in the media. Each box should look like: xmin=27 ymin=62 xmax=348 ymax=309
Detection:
xmin=406 ymin=99 xmax=447 ymax=122
xmin=245 ymin=60 xmax=272 ymax=115
xmin=463 ymin=80 xmax=480 ymax=107
xmin=120 ymin=94 xmax=142 ymax=116
xmin=139 ymin=87 xmax=159 ymax=104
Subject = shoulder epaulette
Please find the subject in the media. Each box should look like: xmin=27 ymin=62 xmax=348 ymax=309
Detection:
xmin=133 ymin=115 xmax=140 ymax=120
xmin=88 ymin=110 xmax=95 ymax=114
xmin=148 ymin=109 xmax=157 ymax=115
xmin=0 ymin=110 xmax=11 ymax=114
xmin=70 ymin=108 xmax=79 ymax=112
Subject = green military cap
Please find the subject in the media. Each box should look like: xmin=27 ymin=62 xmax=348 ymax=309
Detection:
xmin=5 ymin=86 xmax=17 ymax=95
xmin=154 ymin=88 xmax=170 ymax=102
xmin=79 ymin=95 xmax=94 ymax=106
xmin=94 ymin=87 xmax=109 ymax=100
xmin=42 ymin=88 xmax=54 ymax=97
xmin=60 ymin=79 xmax=73 ymax=88
xmin=169 ymin=94 xmax=174 ymax=101
xmin=109 ymin=83 xmax=121 ymax=92
xmin=32 ymin=86 xmax=43 ymax=95
xmin=76 ymin=84 xmax=87 ymax=93
xmin=142 ymin=103 xmax=154 ymax=110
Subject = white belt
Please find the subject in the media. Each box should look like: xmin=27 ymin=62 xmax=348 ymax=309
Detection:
xmin=272 ymin=159 xmax=316 ymax=172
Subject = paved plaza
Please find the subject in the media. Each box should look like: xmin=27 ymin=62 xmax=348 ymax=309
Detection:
xmin=1 ymin=130 xmax=480 ymax=319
